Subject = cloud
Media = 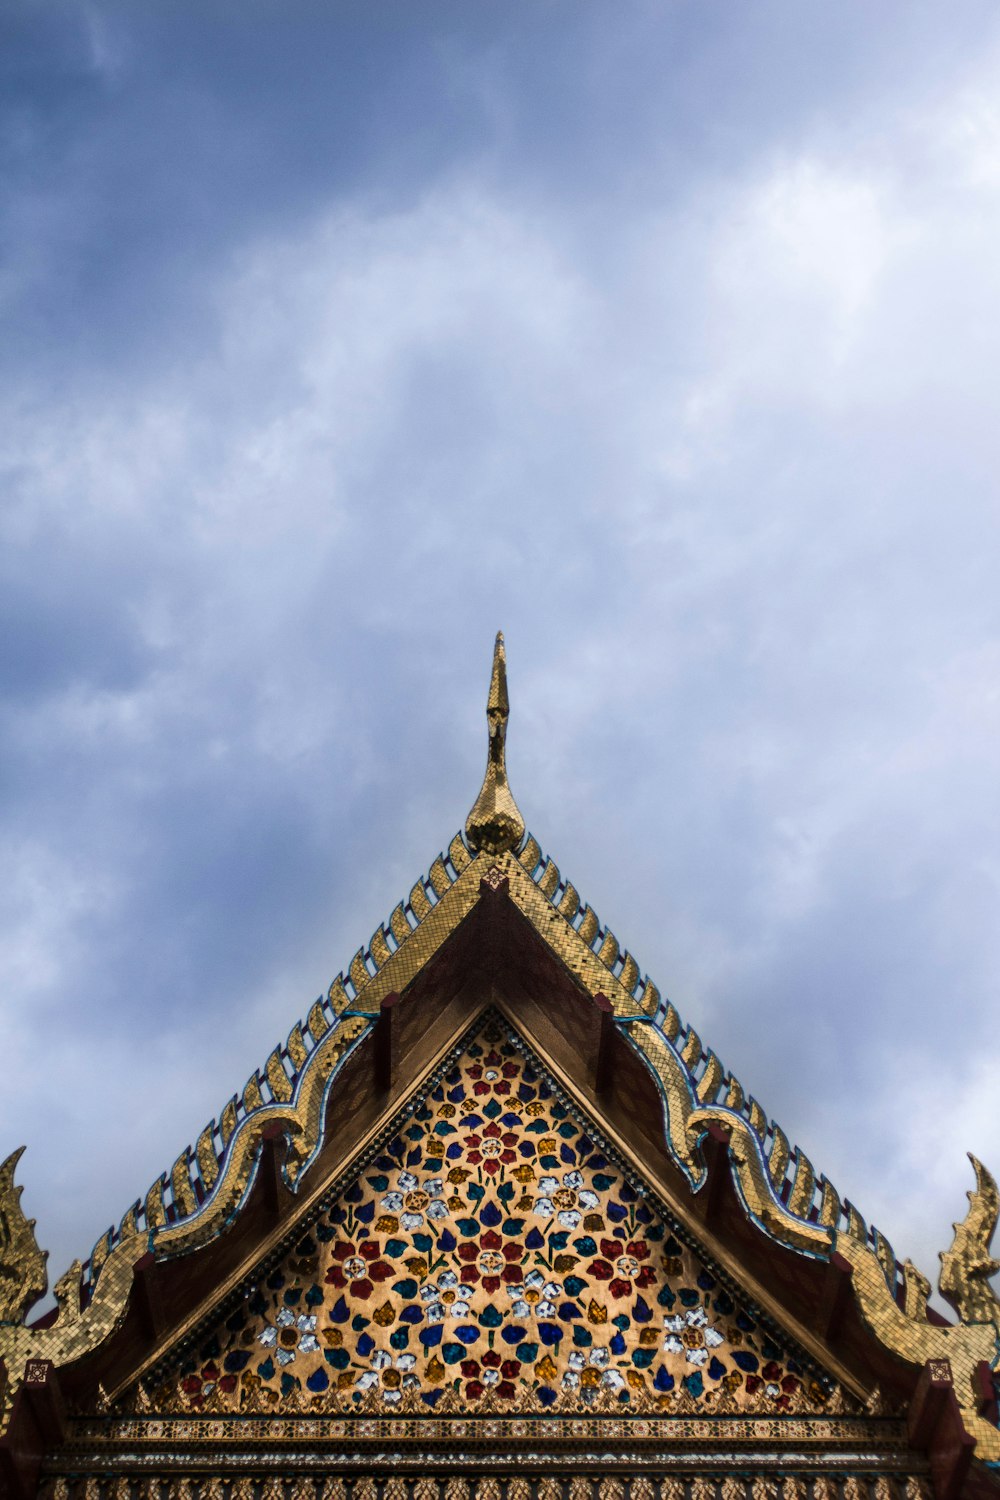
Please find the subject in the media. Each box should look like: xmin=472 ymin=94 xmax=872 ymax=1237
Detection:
xmin=1 ymin=6 xmax=998 ymax=1313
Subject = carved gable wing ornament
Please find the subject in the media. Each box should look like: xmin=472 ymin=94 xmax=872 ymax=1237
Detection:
xmin=0 ymin=1147 xmax=48 ymax=1326
xmin=0 ymin=1146 xmax=144 ymax=1431
xmin=939 ymin=1152 xmax=1000 ymax=1327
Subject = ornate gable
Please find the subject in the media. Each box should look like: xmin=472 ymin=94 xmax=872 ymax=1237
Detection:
xmin=142 ymin=1018 xmax=840 ymax=1419
xmin=1 ymin=635 xmax=998 ymax=1499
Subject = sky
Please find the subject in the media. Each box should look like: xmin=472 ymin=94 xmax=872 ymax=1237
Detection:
xmin=2 ymin=1 xmax=999 ymax=1316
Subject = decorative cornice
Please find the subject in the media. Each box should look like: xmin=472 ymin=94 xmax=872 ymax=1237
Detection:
xmin=69 ymin=1407 xmax=907 ymax=1444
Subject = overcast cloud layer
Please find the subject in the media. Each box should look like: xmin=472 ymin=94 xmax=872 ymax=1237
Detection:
xmin=2 ymin=1 xmax=999 ymax=1310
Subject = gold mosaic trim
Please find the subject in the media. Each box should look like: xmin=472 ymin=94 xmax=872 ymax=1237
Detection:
xmin=74 ymin=1412 xmax=906 ymax=1445
xmin=515 ymin=838 xmax=653 ymax=1021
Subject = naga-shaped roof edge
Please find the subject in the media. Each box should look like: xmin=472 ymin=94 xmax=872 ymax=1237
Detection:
xmin=2 ymin=635 xmax=998 ymax=1466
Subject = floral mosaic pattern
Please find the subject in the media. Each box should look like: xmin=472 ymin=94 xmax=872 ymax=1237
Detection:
xmin=160 ymin=1024 xmax=833 ymax=1414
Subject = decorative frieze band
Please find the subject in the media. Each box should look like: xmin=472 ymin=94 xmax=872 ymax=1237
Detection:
xmin=38 ymin=1473 xmax=935 ymax=1500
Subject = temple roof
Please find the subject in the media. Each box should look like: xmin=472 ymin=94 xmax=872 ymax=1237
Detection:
xmin=71 ymin=636 xmax=917 ymax=1315
xmin=2 ymin=633 xmax=999 ymax=1496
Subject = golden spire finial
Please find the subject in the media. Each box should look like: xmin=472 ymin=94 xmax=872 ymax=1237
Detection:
xmin=465 ymin=631 xmax=525 ymax=856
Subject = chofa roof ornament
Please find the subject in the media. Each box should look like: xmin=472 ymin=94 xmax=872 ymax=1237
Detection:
xmin=465 ymin=630 xmax=525 ymax=856
xmin=0 ymin=1146 xmax=48 ymax=1326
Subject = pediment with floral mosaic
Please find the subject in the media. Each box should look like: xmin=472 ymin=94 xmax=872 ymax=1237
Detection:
xmin=145 ymin=1020 xmax=842 ymax=1416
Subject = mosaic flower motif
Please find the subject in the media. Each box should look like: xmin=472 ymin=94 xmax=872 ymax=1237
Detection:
xmin=179 ymin=1359 xmax=240 ymax=1403
xmin=356 ymin=1349 xmax=419 ymax=1405
xmin=662 ymin=1308 xmax=725 ymax=1366
xmin=503 ymin=1266 xmax=564 ymax=1320
xmin=466 ymin=1057 xmax=518 ymax=1099
xmin=457 ymin=1227 xmax=522 ymax=1293
xmin=587 ymin=1237 xmax=657 ymax=1299
xmin=324 ymin=1240 xmax=393 ymax=1300
xmin=459 ymin=1350 xmax=521 ymax=1401
xmin=463 ymin=1126 xmax=518 ymax=1173
xmin=378 ymin=1176 xmax=446 ymax=1230
xmin=258 ymin=1307 xmax=321 ymax=1365
xmin=421 ymin=1266 xmax=474 ymax=1322
xmin=532 ymin=1169 xmax=601 ymax=1230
